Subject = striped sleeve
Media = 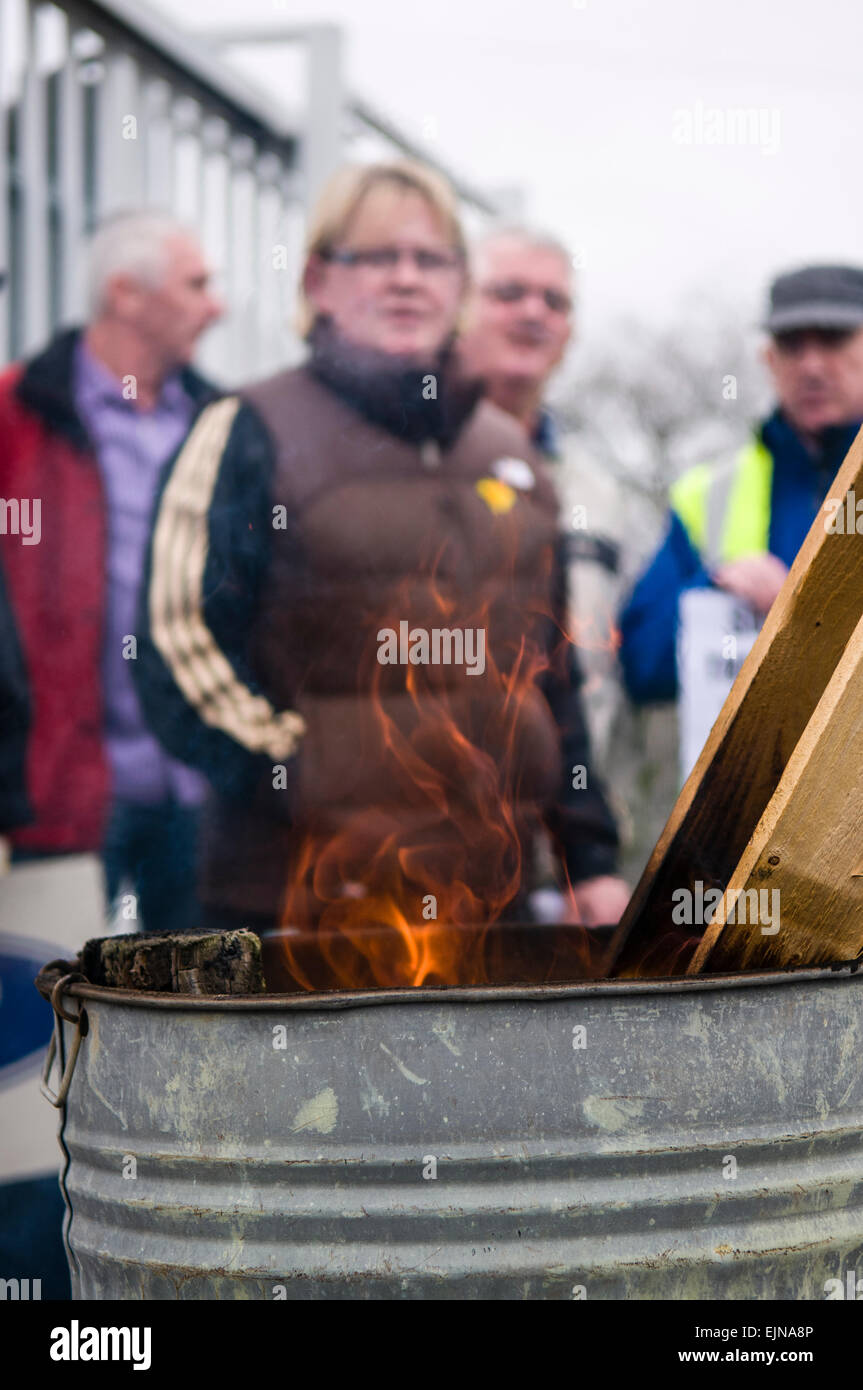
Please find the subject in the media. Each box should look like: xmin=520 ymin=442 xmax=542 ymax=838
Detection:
xmin=136 ymin=397 xmax=304 ymax=789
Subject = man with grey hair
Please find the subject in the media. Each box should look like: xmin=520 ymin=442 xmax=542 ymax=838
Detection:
xmin=0 ymin=210 xmax=222 ymax=929
xmin=459 ymin=226 xmax=631 ymax=926
xmin=458 ymin=227 xmax=571 ymax=435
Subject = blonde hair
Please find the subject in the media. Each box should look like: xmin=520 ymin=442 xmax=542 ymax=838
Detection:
xmin=297 ymin=160 xmax=467 ymax=338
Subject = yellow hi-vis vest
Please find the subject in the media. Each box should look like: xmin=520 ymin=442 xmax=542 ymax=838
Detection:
xmin=669 ymin=438 xmax=774 ymax=570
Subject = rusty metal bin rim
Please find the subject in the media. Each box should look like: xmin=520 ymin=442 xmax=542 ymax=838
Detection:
xmin=35 ymin=957 xmax=863 ymax=1015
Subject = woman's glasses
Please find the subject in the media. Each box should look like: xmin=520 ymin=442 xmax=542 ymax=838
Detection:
xmin=322 ymin=245 xmax=464 ymax=273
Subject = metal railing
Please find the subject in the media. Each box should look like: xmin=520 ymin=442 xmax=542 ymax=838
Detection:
xmin=0 ymin=0 xmax=501 ymax=381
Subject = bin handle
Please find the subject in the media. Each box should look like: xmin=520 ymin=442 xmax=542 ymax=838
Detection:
xmin=40 ymin=972 xmax=89 ymax=1108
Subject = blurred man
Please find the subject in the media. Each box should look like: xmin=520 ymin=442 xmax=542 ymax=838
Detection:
xmin=459 ymin=227 xmax=630 ymax=925
xmin=0 ymin=210 xmax=222 ymax=929
xmin=619 ymin=265 xmax=863 ymax=705
xmin=458 ymin=228 xmax=573 ymax=449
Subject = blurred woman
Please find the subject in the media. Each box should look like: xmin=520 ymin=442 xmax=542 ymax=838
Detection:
xmin=135 ymin=160 xmax=621 ymax=981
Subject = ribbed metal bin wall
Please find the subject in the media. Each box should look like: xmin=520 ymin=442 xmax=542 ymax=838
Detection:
xmin=43 ymin=966 xmax=863 ymax=1299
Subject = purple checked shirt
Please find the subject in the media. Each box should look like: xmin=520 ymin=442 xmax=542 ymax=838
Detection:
xmin=74 ymin=339 xmax=207 ymax=806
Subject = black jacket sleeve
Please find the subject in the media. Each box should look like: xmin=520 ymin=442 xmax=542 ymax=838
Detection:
xmin=135 ymin=396 xmax=304 ymax=800
xmin=541 ymin=534 xmax=621 ymax=883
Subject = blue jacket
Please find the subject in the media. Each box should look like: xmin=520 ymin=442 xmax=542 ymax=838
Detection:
xmin=618 ymin=411 xmax=861 ymax=703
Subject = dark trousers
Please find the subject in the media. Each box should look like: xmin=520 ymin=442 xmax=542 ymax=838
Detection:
xmin=102 ymin=799 xmax=202 ymax=934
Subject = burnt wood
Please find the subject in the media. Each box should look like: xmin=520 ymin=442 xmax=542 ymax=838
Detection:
xmin=81 ymin=930 xmax=265 ymax=995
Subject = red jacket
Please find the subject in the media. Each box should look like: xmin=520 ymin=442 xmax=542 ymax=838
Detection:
xmin=0 ymin=329 xmax=214 ymax=852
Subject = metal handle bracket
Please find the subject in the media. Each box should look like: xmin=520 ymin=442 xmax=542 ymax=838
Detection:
xmin=40 ymin=972 xmax=89 ymax=1108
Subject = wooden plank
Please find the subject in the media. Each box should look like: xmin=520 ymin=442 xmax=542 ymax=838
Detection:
xmin=604 ymin=428 xmax=863 ymax=977
xmin=686 ymin=609 xmax=863 ymax=972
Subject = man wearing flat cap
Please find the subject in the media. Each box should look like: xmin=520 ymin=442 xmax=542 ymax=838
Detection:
xmin=618 ymin=264 xmax=863 ymax=704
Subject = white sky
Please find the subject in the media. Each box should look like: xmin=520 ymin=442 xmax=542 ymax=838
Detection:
xmin=174 ymin=0 xmax=863 ymax=341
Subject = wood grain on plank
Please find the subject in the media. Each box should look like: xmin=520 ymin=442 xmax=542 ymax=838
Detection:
xmin=687 ymin=608 xmax=863 ymax=972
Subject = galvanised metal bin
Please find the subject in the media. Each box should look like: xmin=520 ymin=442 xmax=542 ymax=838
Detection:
xmin=37 ymin=962 xmax=863 ymax=1300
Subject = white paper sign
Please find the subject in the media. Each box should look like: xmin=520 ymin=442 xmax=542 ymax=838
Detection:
xmin=677 ymin=588 xmax=760 ymax=785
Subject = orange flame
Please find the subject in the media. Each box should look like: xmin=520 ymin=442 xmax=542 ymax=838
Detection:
xmin=274 ymin=539 xmax=590 ymax=991
xmin=269 ymin=531 xmax=663 ymax=994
